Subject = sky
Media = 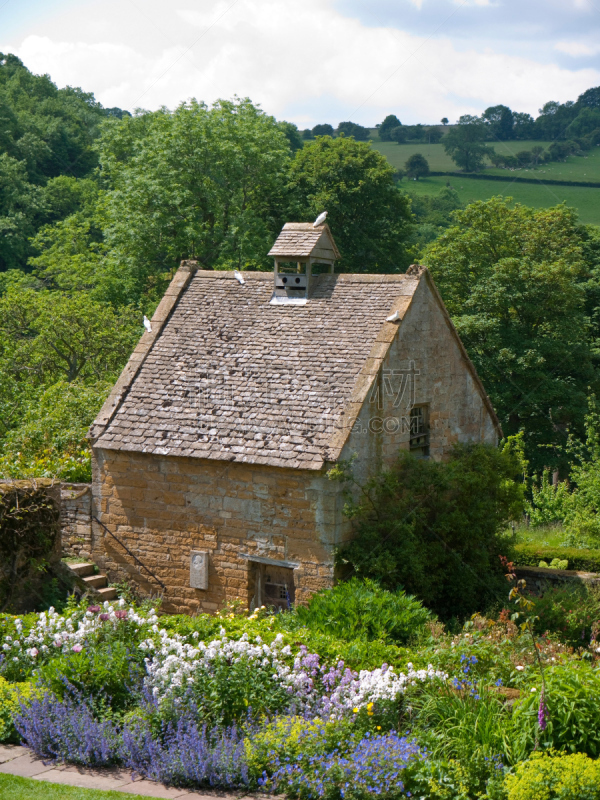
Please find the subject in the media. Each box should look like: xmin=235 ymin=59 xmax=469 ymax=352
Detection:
xmin=2 ymin=0 xmax=600 ymax=127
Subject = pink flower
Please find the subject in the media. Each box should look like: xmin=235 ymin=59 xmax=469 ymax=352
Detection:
xmin=114 ymin=610 xmax=128 ymax=621
xmin=87 ymin=605 xmax=101 ymax=614
xmin=72 ymin=644 xmax=83 ymax=653
xmin=53 ymin=639 xmax=63 ymax=647
xmin=30 ymin=648 xmax=38 ymax=658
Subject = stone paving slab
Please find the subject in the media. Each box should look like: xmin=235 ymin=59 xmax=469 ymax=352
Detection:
xmin=31 ymin=764 xmax=134 ymax=791
xmin=0 ymin=752 xmax=55 ymax=778
xmin=0 ymin=745 xmax=27 ymax=764
xmin=118 ymin=781 xmax=208 ymax=798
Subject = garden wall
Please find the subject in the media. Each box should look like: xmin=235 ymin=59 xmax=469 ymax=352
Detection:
xmin=60 ymin=483 xmax=92 ymax=559
xmin=515 ymin=565 xmax=600 ymax=594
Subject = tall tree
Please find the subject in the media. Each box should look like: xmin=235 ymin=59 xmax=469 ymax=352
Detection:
xmin=97 ymin=98 xmax=292 ymax=299
xmin=424 ymin=198 xmax=597 ymax=470
xmin=312 ymin=124 xmax=334 ymax=137
xmin=336 ymin=121 xmax=370 ymax=141
xmin=288 ymin=136 xmax=413 ymax=273
xmin=379 ymin=114 xmax=402 ymax=141
xmin=442 ymin=116 xmax=490 ymax=172
xmin=405 ymin=153 xmax=430 ymax=180
xmin=481 ymin=104 xmax=514 ymax=140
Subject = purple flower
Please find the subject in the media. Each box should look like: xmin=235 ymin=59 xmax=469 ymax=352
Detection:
xmin=99 ymin=613 xmax=110 ymax=621
xmin=538 ymin=689 xmax=548 ymax=732
xmin=87 ymin=606 xmax=101 ymax=614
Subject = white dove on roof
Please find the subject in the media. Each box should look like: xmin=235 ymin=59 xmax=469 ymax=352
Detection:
xmin=143 ymin=315 xmax=152 ymax=332
xmin=313 ymin=211 xmax=327 ymax=228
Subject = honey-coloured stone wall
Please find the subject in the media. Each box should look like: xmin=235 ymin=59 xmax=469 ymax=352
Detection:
xmin=90 ymin=448 xmax=346 ymax=613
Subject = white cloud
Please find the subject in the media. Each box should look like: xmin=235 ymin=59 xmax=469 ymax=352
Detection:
xmin=3 ymin=0 xmax=600 ymax=125
xmin=555 ymin=40 xmax=600 ymax=58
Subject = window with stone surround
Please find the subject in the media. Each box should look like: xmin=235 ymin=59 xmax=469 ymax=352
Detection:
xmin=410 ymin=404 xmax=430 ymax=457
xmin=248 ymin=561 xmax=295 ymax=612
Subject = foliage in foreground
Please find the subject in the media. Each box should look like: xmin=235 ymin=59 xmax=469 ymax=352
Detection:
xmin=505 ymin=751 xmax=600 ymax=800
xmin=333 ymin=444 xmax=523 ymax=619
xmin=1 ymin=579 xmax=600 ymax=798
xmin=424 ymin=197 xmax=600 ymax=473
xmin=290 ymin=577 xmax=432 ymax=645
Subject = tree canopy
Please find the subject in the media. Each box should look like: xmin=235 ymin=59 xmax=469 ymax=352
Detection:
xmin=442 ymin=116 xmax=489 ymax=172
xmin=424 ymin=197 xmax=599 ymax=470
xmin=378 ymin=115 xmax=402 ymax=141
xmin=288 ymin=136 xmax=413 ymax=273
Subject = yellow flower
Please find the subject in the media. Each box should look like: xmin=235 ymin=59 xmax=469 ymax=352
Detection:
xmin=353 ymin=707 xmax=359 ymax=714
xmin=367 ymin=702 xmax=374 ymax=711
xmin=377 ymin=726 xmax=381 ymax=730
xmin=367 ymin=711 xmax=374 ymax=716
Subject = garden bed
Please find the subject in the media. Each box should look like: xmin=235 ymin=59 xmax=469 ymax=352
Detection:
xmin=1 ymin=580 xmax=600 ymax=799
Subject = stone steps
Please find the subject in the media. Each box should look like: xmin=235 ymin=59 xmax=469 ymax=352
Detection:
xmin=65 ymin=561 xmax=117 ymax=601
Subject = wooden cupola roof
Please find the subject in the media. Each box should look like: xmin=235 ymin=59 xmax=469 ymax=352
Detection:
xmin=268 ymin=223 xmax=340 ymax=265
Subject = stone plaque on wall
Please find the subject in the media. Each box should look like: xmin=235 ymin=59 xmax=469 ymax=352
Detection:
xmin=190 ymin=551 xmax=208 ymax=590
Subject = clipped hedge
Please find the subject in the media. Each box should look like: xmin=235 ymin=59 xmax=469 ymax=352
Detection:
xmin=513 ymin=543 xmax=600 ymax=573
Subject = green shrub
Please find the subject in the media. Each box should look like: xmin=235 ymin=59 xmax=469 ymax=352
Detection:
xmin=37 ymin=640 xmax=145 ymax=714
xmin=512 ymin=663 xmax=600 ymax=758
xmin=531 ymin=586 xmax=600 ymax=646
xmin=333 ymin=445 xmax=523 ymax=620
xmin=0 ymin=677 xmax=36 ymax=743
xmin=505 ymin=751 xmax=600 ymax=800
xmin=539 ymin=559 xmax=568 ymax=570
xmin=410 ymin=680 xmax=513 ymax=798
xmin=290 ymin=578 xmax=433 ymax=645
xmin=526 ymin=471 xmax=572 ymax=528
xmin=244 ymin=716 xmax=354 ymax=782
xmin=513 ymin=544 xmax=600 ymax=572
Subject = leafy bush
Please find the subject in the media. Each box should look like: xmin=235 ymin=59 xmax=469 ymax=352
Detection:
xmin=513 ymin=544 xmax=600 ymax=572
xmin=333 ymin=445 xmax=523 ymax=619
xmin=0 ymin=677 xmax=35 ymax=743
xmin=267 ymin=728 xmax=424 ymax=800
xmin=244 ymin=716 xmax=353 ymax=782
xmin=531 ymin=586 xmax=600 ymax=646
xmin=526 ymin=471 xmax=572 ymax=527
xmin=512 ymin=663 xmax=600 ymax=757
xmin=505 ymin=751 xmax=600 ymax=800
xmin=291 ymin=578 xmax=433 ymax=645
xmin=538 ymin=559 xmax=568 ymax=570
xmin=37 ymin=640 xmax=145 ymax=714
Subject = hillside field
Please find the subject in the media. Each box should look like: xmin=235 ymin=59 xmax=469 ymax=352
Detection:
xmin=371 ymin=139 xmax=600 ymax=225
xmin=403 ymin=174 xmax=600 ymax=225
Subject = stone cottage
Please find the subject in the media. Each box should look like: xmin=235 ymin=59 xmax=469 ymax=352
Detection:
xmin=89 ymin=222 xmax=501 ymax=613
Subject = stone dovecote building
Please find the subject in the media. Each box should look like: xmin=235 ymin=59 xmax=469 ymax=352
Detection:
xmin=89 ymin=222 xmax=501 ymax=614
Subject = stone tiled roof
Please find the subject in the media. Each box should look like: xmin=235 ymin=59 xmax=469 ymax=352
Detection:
xmin=268 ymin=223 xmax=341 ymax=260
xmin=91 ymin=270 xmax=419 ymax=469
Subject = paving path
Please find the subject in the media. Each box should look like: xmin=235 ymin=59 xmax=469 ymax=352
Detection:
xmin=0 ymin=744 xmax=258 ymax=798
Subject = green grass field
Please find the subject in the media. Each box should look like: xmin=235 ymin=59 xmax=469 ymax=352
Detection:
xmin=0 ymin=774 xmax=159 ymax=800
xmin=371 ymin=137 xmax=600 ymax=224
xmin=402 ymin=175 xmax=600 ymax=225
xmin=486 ymin=145 xmax=600 ymax=183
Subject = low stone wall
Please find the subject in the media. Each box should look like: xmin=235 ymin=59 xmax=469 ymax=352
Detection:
xmin=60 ymin=483 xmax=92 ymax=559
xmin=515 ymin=565 xmax=600 ymax=594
